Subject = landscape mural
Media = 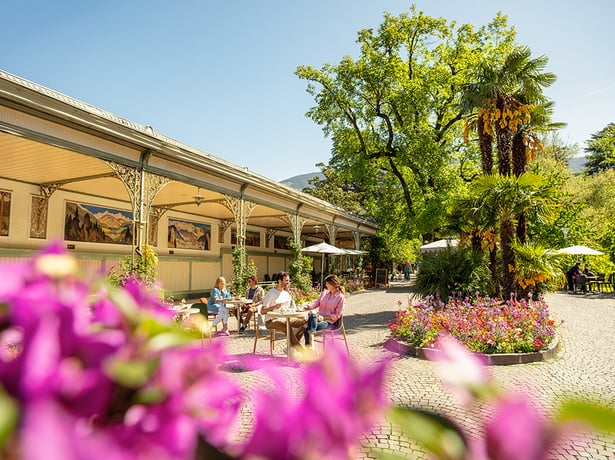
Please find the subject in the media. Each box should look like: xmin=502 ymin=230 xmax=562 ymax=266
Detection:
xmin=168 ymin=217 xmax=211 ymax=250
xmin=0 ymin=191 xmax=11 ymax=237
xmin=231 ymin=229 xmax=261 ymax=247
xmin=65 ymin=201 xmax=133 ymax=244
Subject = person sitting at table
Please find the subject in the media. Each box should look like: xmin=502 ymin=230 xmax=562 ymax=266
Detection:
xmin=260 ymin=271 xmax=304 ymax=349
xmin=208 ymin=276 xmax=232 ymax=335
xmin=238 ymin=275 xmax=265 ymax=334
xmin=303 ymin=274 xmax=345 ymax=348
xmin=583 ymin=264 xmax=595 ymax=277
xmin=566 ymin=261 xmax=581 ymax=292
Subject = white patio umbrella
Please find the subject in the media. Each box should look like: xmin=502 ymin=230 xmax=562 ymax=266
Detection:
xmin=556 ymin=245 xmax=604 ymax=256
xmin=301 ymin=242 xmax=347 ymax=289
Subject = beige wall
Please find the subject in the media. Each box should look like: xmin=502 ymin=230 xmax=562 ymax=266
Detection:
xmin=0 ymin=177 xmax=293 ymax=298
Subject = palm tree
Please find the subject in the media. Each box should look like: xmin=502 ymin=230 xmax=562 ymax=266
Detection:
xmin=461 ymin=47 xmax=556 ymax=296
xmin=472 ymin=172 xmax=559 ymax=298
xmin=512 ymin=101 xmax=566 ymax=242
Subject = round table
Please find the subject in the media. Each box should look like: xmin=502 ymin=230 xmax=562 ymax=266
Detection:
xmin=267 ymin=309 xmax=309 ymax=359
xmin=225 ymin=298 xmax=254 ymax=328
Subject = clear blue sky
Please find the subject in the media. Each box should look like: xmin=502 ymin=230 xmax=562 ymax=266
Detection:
xmin=3 ymin=1 xmax=614 ymax=181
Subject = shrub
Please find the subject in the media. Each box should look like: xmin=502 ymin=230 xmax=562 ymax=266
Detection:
xmin=415 ymin=246 xmax=493 ymax=299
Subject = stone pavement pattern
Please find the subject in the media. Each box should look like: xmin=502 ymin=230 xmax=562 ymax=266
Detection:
xmin=213 ymin=284 xmax=615 ymax=459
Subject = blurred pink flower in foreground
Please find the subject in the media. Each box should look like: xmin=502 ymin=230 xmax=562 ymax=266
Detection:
xmin=236 ymin=344 xmax=390 ymax=460
xmin=425 ymin=334 xmax=492 ymax=407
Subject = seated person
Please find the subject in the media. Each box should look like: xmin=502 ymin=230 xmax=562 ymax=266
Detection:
xmin=303 ymin=274 xmax=345 ymax=347
xmin=583 ymin=264 xmax=595 ymax=277
xmin=208 ymin=276 xmax=232 ymax=335
xmin=566 ymin=262 xmax=581 ymax=292
xmin=575 ymin=272 xmax=588 ymax=294
xmin=238 ymin=275 xmax=265 ymax=333
xmin=260 ymin=271 xmax=305 ymax=349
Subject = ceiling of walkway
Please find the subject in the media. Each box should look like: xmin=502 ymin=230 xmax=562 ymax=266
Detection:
xmin=0 ymin=131 xmax=359 ymax=244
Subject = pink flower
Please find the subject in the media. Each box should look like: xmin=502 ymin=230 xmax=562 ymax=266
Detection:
xmin=480 ymin=393 xmax=560 ymax=460
xmin=237 ymin=344 xmax=390 ymax=460
xmin=425 ymin=334 xmax=491 ymax=407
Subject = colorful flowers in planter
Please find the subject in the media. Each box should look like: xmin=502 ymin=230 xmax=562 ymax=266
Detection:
xmin=388 ymin=294 xmax=556 ymax=354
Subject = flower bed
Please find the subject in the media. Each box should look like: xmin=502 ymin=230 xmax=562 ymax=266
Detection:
xmin=388 ymin=294 xmax=557 ymax=354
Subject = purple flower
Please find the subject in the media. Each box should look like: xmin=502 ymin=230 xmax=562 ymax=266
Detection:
xmin=425 ymin=334 xmax=491 ymax=407
xmin=481 ymin=393 xmax=559 ymax=460
xmin=237 ymin=344 xmax=390 ymax=460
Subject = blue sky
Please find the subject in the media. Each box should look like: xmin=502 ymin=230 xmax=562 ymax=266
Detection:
xmin=3 ymin=1 xmax=614 ymax=181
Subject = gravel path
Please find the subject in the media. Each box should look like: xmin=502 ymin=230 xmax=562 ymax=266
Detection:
xmin=215 ymin=282 xmax=615 ymax=459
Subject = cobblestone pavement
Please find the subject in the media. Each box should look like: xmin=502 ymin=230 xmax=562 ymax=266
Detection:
xmin=212 ymin=283 xmax=615 ymax=459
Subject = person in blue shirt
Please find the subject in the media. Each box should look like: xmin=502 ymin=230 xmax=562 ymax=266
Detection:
xmin=208 ymin=276 xmax=232 ymax=335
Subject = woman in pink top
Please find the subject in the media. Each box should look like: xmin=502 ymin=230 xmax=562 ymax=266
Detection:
xmin=304 ymin=274 xmax=345 ymax=346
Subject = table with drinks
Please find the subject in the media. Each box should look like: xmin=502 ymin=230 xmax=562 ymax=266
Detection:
xmin=267 ymin=302 xmax=309 ymax=359
xmin=225 ymin=297 xmax=253 ymax=329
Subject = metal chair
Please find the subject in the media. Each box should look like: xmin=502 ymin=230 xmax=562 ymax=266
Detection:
xmin=252 ymin=312 xmax=284 ymax=355
xmin=189 ymin=303 xmax=212 ymax=346
xmin=199 ymin=297 xmax=218 ymax=330
xmin=309 ymin=316 xmax=350 ymax=355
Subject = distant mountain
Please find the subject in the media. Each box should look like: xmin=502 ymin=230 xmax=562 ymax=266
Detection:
xmin=280 ymin=172 xmax=323 ymax=190
xmin=569 ymin=156 xmax=587 ymax=174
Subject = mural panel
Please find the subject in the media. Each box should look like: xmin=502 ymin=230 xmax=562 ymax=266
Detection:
xmin=168 ymin=217 xmax=211 ymax=250
xmin=65 ymin=201 xmax=133 ymax=244
xmin=0 ymin=191 xmax=10 ymax=237
xmin=274 ymin=235 xmax=288 ymax=249
xmin=231 ymin=228 xmax=261 ymax=247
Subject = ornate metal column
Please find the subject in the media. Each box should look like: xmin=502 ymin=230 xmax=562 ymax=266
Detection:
xmin=265 ymin=228 xmax=278 ymax=248
xmin=105 ymin=161 xmax=171 ymax=250
xmin=325 ymin=222 xmax=338 ymax=246
xmin=282 ymin=212 xmax=307 ymax=244
xmin=30 ymin=184 xmax=60 ymax=239
xmin=222 ymin=195 xmax=257 ymax=250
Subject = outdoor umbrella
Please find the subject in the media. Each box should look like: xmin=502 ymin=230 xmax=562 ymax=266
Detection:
xmin=556 ymin=245 xmax=604 ymax=256
xmin=301 ymin=242 xmax=347 ymax=289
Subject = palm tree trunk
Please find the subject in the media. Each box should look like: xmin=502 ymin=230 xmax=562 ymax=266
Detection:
xmin=500 ymin=217 xmax=516 ymax=298
xmin=512 ymin=132 xmax=526 ymax=177
xmin=478 ymin=117 xmax=494 ymax=174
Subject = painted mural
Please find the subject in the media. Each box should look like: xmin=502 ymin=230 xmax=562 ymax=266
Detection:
xmin=65 ymin=201 xmax=133 ymax=245
xmin=0 ymin=191 xmax=10 ymax=237
xmin=168 ymin=217 xmax=211 ymax=250
xmin=231 ymin=229 xmax=261 ymax=247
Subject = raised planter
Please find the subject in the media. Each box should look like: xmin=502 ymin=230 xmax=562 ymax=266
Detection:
xmin=385 ymin=333 xmax=559 ymax=365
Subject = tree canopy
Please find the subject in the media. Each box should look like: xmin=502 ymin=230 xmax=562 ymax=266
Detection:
xmin=584 ymin=122 xmax=615 ymax=176
xmin=296 ymin=8 xmax=517 ymax=241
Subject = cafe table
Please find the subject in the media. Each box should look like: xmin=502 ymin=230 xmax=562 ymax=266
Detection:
xmin=225 ymin=298 xmax=253 ymax=328
xmin=267 ymin=308 xmax=309 ymax=359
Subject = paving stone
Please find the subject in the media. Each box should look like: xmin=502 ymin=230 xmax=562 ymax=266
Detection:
xmin=215 ymin=282 xmax=615 ymax=459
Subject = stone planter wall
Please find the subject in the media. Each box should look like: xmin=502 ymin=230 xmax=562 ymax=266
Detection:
xmin=385 ymin=333 xmax=559 ymax=365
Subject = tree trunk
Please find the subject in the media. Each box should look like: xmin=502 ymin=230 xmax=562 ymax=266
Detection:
xmin=500 ymin=217 xmax=516 ymax=299
xmin=478 ymin=117 xmax=494 ymax=175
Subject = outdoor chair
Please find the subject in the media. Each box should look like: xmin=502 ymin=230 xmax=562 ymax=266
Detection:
xmin=189 ymin=302 xmax=212 ymax=346
xmin=592 ymin=273 xmax=608 ymax=292
xmin=199 ymin=297 xmax=218 ymax=330
xmin=574 ymin=274 xmax=589 ymax=293
xmin=308 ymin=315 xmax=350 ymax=355
xmin=252 ymin=312 xmax=284 ymax=355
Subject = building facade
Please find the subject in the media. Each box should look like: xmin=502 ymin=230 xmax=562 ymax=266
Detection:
xmin=0 ymin=70 xmax=377 ymax=298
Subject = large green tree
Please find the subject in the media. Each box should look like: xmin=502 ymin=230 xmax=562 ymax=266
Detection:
xmin=584 ymin=123 xmax=615 ymax=176
xmin=296 ymin=8 xmax=516 ymax=242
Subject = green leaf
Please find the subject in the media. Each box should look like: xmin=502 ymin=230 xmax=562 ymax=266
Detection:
xmin=0 ymin=390 xmax=18 ymax=447
xmin=388 ymin=406 xmax=467 ymax=460
xmin=557 ymin=399 xmax=615 ymax=433
xmin=104 ymin=357 xmax=157 ymax=387
xmin=148 ymin=331 xmax=195 ymax=352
